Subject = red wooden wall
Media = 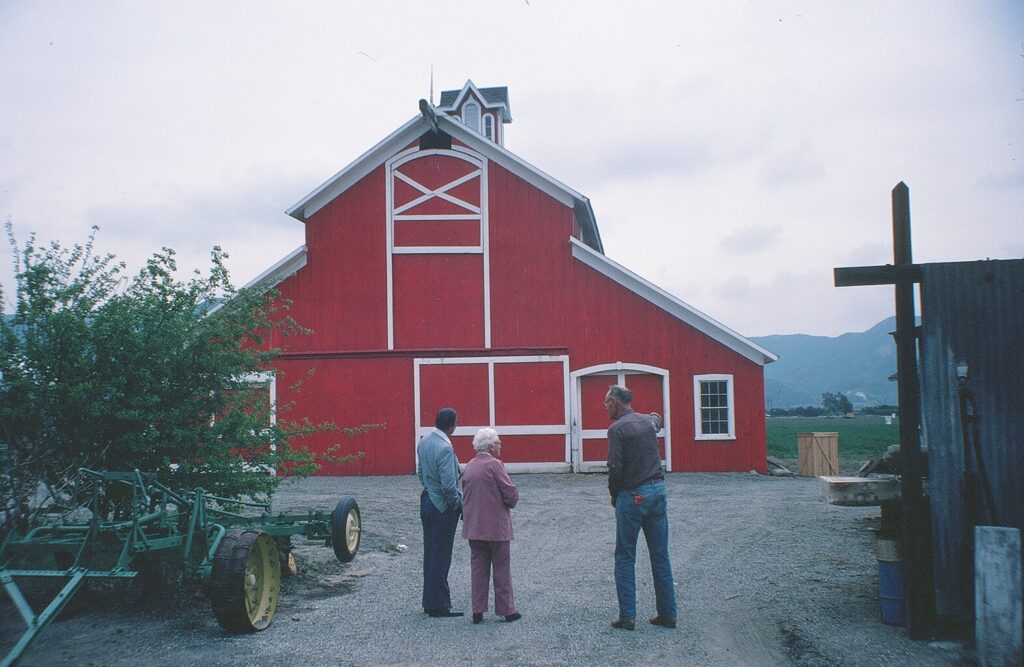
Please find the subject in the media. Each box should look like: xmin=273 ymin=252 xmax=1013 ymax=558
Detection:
xmin=261 ymin=142 xmax=767 ymax=475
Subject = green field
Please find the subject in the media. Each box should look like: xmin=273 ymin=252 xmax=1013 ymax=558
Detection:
xmin=766 ymin=415 xmax=899 ymax=461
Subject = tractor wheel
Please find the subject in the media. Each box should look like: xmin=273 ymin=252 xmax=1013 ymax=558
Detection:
xmin=331 ymin=497 xmax=361 ymax=563
xmin=210 ymin=529 xmax=281 ymax=632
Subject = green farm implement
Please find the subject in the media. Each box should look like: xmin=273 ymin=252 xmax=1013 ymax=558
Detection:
xmin=0 ymin=468 xmax=361 ymax=666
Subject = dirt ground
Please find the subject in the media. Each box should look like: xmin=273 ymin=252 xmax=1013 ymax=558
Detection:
xmin=2 ymin=472 xmax=974 ymax=666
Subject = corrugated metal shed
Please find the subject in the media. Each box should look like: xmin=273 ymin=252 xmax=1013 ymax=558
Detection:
xmin=919 ymin=259 xmax=1024 ymax=622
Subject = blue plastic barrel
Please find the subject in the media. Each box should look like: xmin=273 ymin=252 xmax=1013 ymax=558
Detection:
xmin=878 ymin=560 xmax=906 ymax=625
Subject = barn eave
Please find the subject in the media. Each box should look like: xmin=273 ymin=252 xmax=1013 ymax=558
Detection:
xmin=239 ymin=245 xmax=307 ymax=291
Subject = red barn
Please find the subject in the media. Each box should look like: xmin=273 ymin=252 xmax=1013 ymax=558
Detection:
xmin=250 ymin=81 xmax=777 ymax=475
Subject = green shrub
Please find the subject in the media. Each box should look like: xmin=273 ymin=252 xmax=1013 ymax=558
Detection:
xmin=0 ymin=224 xmax=335 ymax=533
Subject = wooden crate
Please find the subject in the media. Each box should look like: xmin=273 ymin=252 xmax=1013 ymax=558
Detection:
xmin=798 ymin=432 xmax=839 ymax=476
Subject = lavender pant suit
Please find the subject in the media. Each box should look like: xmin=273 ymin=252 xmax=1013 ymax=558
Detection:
xmin=461 ymin=452 xmax=519 ymax=616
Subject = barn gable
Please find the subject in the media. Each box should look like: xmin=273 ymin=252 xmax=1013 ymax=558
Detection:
xmin=284 ymin=102 xmax=604 ymax=253
xmin=250 ymin=82 xmax=776 ymax=476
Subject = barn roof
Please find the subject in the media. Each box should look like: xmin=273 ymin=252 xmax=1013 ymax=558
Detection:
xmin=286 ymin=103 xmax=602 ymax=252
xmin=570 ymin=238 xmax=778 ymax=365
xmin=439 ymin=85 xmax=508 ymax=109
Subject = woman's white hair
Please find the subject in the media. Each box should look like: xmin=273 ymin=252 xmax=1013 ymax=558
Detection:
xmin=472 ymin=427 xmax=500 ymax=452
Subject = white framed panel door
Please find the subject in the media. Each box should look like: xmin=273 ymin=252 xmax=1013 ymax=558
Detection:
xmin=570 ymin=363 xmax=670 ymax=473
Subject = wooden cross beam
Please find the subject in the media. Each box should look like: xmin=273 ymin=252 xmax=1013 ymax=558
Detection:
xmin=834 ymin=263 xmax=921 ymax=287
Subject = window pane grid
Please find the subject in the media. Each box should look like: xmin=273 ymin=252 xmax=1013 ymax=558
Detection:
xmin=699 ymin=380 xmax=730 ymax=435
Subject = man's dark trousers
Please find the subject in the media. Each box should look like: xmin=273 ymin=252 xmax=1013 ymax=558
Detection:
xmin=421 ymin=490 xmax=460 ymax=611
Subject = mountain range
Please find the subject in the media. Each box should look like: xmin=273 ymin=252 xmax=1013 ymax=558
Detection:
xmin=751 ymin=316 xmax=900 ymax=409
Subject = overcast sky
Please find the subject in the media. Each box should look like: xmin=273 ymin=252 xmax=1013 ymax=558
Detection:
xmin=2 ymin=1 xmax=1021 ymax=337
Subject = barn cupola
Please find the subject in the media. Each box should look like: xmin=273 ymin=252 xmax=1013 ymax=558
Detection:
xmin=437 ymin=79 xmax=511 ymax=146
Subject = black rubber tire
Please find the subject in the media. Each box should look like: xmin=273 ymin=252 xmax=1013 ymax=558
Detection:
xmin=331 ymin=497 xmax=361 ymax=563
xmin=209 ymin=529 xmax=281 ymax=633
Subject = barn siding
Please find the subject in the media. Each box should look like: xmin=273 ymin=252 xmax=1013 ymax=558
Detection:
xmin=392 ymin=254 xmax=485 ymax=348
xmin=488 ymin=162 xmax=575 ymax=348
xmin=274 ymin=356 xmax=414 ymax=475
xmin=259 ymin=138 xmax=769 ymax=475
xmin=270 ymin=165 xmax=389 ymax=353
xmin=568 ymin=259 xmax=767 ymax=473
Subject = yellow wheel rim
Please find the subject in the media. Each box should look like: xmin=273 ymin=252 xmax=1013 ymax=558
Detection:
xmin=243 ymin=533 xmax=281 ymax=630
xmin=345 ymin=508 xmax=361 ymax=553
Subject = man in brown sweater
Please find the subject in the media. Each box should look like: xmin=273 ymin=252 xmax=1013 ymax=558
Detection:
xmin=605 ymin=384 xmax=678 ymax=631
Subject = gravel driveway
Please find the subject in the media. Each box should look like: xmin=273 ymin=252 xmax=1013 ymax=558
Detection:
xmin=4 ymin=473 xmax=972 ymax=666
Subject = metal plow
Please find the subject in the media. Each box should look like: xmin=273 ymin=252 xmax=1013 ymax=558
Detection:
xmin=0 ymin=468 xmax=361 ymax=666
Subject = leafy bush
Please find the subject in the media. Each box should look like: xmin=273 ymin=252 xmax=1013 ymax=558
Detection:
xmin=0 ymin=224 xmax=336 ymax=535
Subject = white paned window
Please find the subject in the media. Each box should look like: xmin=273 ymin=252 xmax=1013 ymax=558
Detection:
xmin=483 ymin=114 xmax=494 ymax=140
xmin=462 ymin=102 xmax=481 ymax=133
xmin=693 ymin=374 xmax=735 ymax=440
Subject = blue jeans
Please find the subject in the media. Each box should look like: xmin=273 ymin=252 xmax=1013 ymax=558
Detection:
xmin=614 ymin=481 xmax=677 ymax=620
xmin=421 ymin=491 xmax=460 ymax=611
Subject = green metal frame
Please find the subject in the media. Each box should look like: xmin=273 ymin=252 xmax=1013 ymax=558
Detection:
xmin=0 ymin=468 xmax=338 ymax=667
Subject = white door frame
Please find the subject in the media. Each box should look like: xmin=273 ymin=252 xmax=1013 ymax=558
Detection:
xmin=569 ymin=362 xmax=671 ymax=473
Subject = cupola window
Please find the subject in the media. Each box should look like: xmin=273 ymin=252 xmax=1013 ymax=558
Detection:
xmin=483 ymin=114 xmax=494 ymax=140
xmin=462 ymin=101 xmax=481 ymax=133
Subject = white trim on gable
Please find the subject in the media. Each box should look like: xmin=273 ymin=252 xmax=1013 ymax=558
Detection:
xmin=239 ymin=245 xmax=307 ymax=291
xmin=287 ymin=116 xmax=424 ymax=221
xmin=284 ymin=108 xmax=603 ymax=254
xmin=569 ymin=237 xmax=778 ymax=366
xmin=206 ymin=246 xmax=306 ymax=315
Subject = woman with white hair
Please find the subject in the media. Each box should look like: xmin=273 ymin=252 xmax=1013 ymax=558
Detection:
xmin=461 ymin=427 xmax=521 ymax=624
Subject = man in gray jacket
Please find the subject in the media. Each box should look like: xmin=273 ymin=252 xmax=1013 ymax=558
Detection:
xmin=605 ymin=385 xmax=677 ymax=631
xmin=417 ymin=407 xmax=464 ymax=617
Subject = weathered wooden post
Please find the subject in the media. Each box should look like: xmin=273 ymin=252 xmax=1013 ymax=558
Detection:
xmin=890 ymin=182 xmax=932 ymax=638
xmin=833 ymin=182 xmax=934 ymax=638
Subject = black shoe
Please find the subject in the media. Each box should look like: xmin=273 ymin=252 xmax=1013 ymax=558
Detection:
xmin=649 ymin=615 xmax=677 ymax=629
xmin=504 ymin=612 xmax=522 ymax=622
xmin=472 ymin=613 xmax=483 ymax=624
xmin=426 ymin=608 xmax=465 ymax=617
xmin=610 ymin=617 xmax=635 ymax=630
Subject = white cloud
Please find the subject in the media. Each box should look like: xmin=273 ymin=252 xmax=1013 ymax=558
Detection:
xmin=719 ymin=225 xmax=784 ymax=254
xmin=1 ymin=1 xmax=1021 ymax=336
